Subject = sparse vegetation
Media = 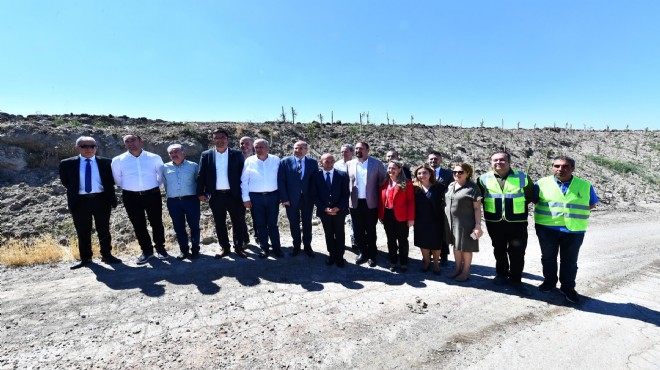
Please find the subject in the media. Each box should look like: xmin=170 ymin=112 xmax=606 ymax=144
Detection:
xmin=587 ymin=155 xmax=658 ymax=185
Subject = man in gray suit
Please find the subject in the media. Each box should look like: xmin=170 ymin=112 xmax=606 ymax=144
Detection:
xmin=346 ymin=142 xmax=386 ymax=267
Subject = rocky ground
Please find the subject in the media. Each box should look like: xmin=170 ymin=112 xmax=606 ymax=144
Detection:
xmin=0 ymin=112 xmax=659 ymax=245
xmin=0 ymin=205 xmax=658 ymax=369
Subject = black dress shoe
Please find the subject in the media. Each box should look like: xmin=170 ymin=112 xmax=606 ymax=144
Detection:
xmin=70 ymin=259 xmax=91 ymax=270
xmin=176 ymin=253 xmax=190 ymax=260
xmin=272 ymin=249 xmax=284 ymax=258
xmin=216 ymin=248 xmax=230 ymax=258
xmin=355 ymin=255 xmax=368 ymax=265
xmin=325 ymin=257 xmax=336 ymax=266
xmin=304 ymin=248 xmax=315 ymax=258
xmin=290 ymin=248 xmax=300 ymax=257
xmin=190 ymin=252 xmax=200 ymax=259
xmin=368 ymin=259 xmax=377 ymax=267
xmin=259 ymin=250 xmax=269 ymax=259
xmin=336 ymin=259 xmax=346 ymax=268
xmin=234 ymin=247 xmax=248 ymax=258
xmin=101 ymin=255 xmax=122 ymax=264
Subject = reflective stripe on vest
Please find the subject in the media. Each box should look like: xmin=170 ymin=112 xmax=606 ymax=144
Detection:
xmin=534 ymin=176 xmax=592 ymax=231
xmin=479 ymin=170 xmax=528 ymax=222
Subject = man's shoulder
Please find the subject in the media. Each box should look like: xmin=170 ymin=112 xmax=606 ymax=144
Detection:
xmin=112 ymin=151 xmax=129 ymax=161
xmin=60 ymin=156 xmax=79 ymax=164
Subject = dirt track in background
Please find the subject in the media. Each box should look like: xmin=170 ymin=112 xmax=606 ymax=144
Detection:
xmin=1 ymin=205 xmax=659 ymax=369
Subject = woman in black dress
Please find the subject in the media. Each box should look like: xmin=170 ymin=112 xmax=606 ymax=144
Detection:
xmin=412 ymin=164 xmax=447 ymax=274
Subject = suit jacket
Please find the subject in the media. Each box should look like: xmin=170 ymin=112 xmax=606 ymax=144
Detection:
xmin=59 ymin=156 xmax=117 ymax=211
xmin=312 ymin=169 xmax=350 ymax=218
xmin=196 ymin=147 xmax=244 ymax=199
xmin=277 ymin=156 xmax=318 ymax=209
xmin=347 ymin=157 xmax=386 ymax=209
xmin=378 ymin=179 xmax=415 ymax=222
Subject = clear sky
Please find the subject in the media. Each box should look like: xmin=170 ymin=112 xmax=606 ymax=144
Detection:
xmin=1 ymin=0 xmax=658 ymax=129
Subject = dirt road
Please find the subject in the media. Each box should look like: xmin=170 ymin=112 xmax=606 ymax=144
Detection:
xmin=1 ymin=205 xmax=659 ymax=369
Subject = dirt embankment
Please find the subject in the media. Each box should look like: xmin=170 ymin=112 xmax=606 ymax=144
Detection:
xmin=1 ymin=112 xmax=659 ymax=245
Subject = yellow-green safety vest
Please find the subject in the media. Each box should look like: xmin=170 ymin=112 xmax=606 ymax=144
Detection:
xmin=479 ymin=170 xmax=528 ymax=222
xmin=534 ymin=176 xmax=592 ymax=232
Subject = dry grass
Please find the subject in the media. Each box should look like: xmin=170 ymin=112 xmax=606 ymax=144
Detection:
xmin=0 ymin=235 xmax=143 ymax=267
xmin=0 ymin=235 xmax=72 ymax=266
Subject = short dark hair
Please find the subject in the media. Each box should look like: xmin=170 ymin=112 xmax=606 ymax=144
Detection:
xmin=429 ymin=150 xmax=442 ymax=157
xmin=355 ymin=141 xmax=370 ymax=150
xmin=491 ymin=151 xmax=511 ymax=162
xmin=212 ymin=128 xmax=230 ymax=138
xmin=553 ymin=156 xmax=575 ymax=168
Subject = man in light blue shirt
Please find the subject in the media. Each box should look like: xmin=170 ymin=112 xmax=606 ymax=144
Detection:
xmin=162 ymin=144 xmax=201 ymax=260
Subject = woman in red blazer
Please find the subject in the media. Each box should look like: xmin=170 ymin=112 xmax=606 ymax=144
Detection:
xmin=379 ymin=160 xmax=415 ymax=272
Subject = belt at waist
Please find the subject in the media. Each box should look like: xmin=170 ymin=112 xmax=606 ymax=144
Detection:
xmin=78 ymin=193 xmax=101 ymax=198
xmin=122 ymin=187 xmax=160 ymax=195
xmin=168 ymin=195 xmax=197 ymax=200
xmin=215 ymin=189 xmax=231 ymax=194
xmin=249 ymin=190 xmax=278 ymax=195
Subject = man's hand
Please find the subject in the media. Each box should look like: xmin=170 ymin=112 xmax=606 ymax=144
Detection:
xmin=244 ymin=201 xmax=252 ymax=209
xmin=198 ymin=195 xmax=208 ymax=202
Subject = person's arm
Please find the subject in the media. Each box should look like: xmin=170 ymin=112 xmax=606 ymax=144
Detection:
xmin=589 ymin=185 xmax=599 ymax=210
xmin=160 ymin=164 xmax=168 ymax=193
xmin=196 ymin=153 xmax=207 ymax=200
xmin=241 ymin=159 xmax=251 ymax=207
xmin=278 ymin=159 xmax=290 ymax=206
xmin=406 ymin=180 xmax=415 ymax=227
xmin=110 ymin=157 xmax=122 ymax=188
xmin=154 ymin=155 xmax=164 ymax=186
xmin=473 ymin=200 xmax=483 ymax=238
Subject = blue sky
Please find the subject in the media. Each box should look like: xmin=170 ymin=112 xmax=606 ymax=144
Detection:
xmin=1 ymin=0 xmax=658 ymax=129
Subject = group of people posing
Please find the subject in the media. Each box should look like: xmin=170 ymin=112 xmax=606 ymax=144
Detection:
xmin=59 ymin=129 xmax=598 ymax=304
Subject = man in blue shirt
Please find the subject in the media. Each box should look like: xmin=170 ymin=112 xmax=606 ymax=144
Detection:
xmin=534 ymin=156 xmax=598 ymax=304
xmin=162 ymin=144 xmax=201 ymax=260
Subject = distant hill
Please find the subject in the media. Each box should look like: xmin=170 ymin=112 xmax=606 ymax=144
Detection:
xmin=1 ymin=112 xmax=658 ymax=244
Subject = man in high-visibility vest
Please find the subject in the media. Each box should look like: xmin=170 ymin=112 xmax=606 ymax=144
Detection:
xmin=534 ymin=156 xmax=598 ymax=304
xmin=478 ymin=151 xmax=534 ymax=295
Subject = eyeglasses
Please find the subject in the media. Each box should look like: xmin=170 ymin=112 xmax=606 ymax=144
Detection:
xmin=553 ymin=164 xmax=571 ymax=169
xmin=79 ymin=145 xmax=96 ymax=149
xmin=452 ymin=171 xmax=464 ymax=175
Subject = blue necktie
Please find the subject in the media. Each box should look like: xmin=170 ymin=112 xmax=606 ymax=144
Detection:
xmin=84 ymin=159 xmax=92 ymax=193
xmin=297 ymin=159 xmax=303 ymax=179
xmin=325 ymin=172 xmax=332 ymax=189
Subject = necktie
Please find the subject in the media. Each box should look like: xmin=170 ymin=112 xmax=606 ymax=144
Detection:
xmin=297 ymin=159 xmax=303 ymax=179
xmin=84 ymin=159 xmax=92 ymax=193
xmin=325 ymin=172 xmax=332 ymax=189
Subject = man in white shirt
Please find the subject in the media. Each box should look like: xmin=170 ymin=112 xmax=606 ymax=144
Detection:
xmin=197 ymin=129 xmax=248 ymax=259
xmin=111 ymin=134 xmax=167 ymax=265
xmin=239 ymin=136 xmax=257 ymax=245
xmin=241 ymin=139 xmax=283 ymax=259
xmin=346 ymin=142 xmax=386 ymax=267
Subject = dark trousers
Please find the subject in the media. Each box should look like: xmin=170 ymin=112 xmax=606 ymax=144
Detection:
xmin=122 ymin=189 xmax=165 ymax=255
xmin=320 ymin=213 xmax=346 ymax=260
xmin=382 ymin=208 xmax=410 ymax=266
xmin=535 ymin=224 xmax=585 ymax=291
xmin=350 ymin=199 xmax=379 ymax=259
xmin=209 ymin=191 xmax=247 ymax=249
xmin=71 ymin=195 xmax=112 ymax=260
xmin=166 ymin=197 xmax=201 ymax=254
xmin=243 ymin=209 xmax=258 ymax=244
xmin=285 ymin=195 xmax=314 ymax=249
xmin=250 ymin=191 xmax=281 ymax=252
xmin=486 ymin=221 xmax=528 ymax=282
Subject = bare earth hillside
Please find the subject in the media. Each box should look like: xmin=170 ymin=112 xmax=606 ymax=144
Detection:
xmin=0 ymin=112 xmax=658 ymax=245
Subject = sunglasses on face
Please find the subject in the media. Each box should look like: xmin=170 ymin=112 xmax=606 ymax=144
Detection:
xmin=452 ymin=171 xmax=464 ymax=175
xmin=79 ymin=145 xmax=96 ymax=149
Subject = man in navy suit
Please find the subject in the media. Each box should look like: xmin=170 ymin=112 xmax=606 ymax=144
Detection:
xmin=312 ymin=154 xmax=350 ymax=267
xmin=197 ymin=128 xmax=248 ymax=259
xmin=278 ymin=141 xmax=318 ymax=257
xmin=59 ymin=136 xmax=120 ymax=269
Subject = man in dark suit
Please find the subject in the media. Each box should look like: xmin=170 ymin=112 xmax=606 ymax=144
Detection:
xmin=312 ymin=154 xmax=350 ymax=267
xmin=347 ymin=141 xmax=386 ymax=267
xmin=278 ymin=141 xmax=318 ymax=257
xmin=59 ymin=136 xmax=120 ymax=269
xmin=385 ymin=149 xmax=412 ymax=179
xmin=197 ymin=128 xmax=248 ymax=259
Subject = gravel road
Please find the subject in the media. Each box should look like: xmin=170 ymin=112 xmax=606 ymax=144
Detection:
xmin=1 ymin=205 xmax=659 ymax=369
